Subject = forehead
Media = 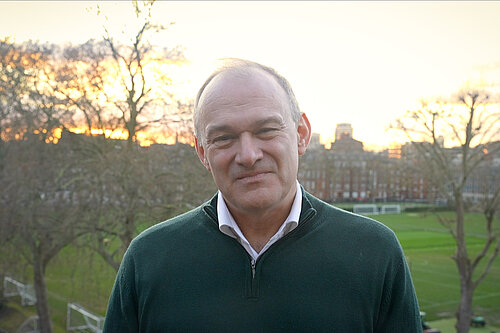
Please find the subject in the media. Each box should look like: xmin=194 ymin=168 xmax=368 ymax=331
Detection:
xmin=198 ymin=69 xmax=290 ymax=132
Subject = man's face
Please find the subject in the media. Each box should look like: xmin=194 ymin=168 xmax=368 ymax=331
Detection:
xmin=195 ymin=69 xmax=310 ymax=217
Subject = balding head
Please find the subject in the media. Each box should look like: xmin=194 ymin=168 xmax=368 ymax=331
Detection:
xmin=193 ymin=59 xmax=301 ymax=139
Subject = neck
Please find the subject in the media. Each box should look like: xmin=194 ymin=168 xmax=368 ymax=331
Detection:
xmin=235 ymin=210 xmax=289 ymax=253
xmin=227 ymin=188 xmax=297 ymax=253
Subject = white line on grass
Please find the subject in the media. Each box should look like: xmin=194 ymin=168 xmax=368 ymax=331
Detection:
xmin=421 ymin=292 xmax=500 ymax=310
xmin=411 ymin=266 xmax=500 ymax=287
xmin=414 ymin=277 xmax=460 ymax=290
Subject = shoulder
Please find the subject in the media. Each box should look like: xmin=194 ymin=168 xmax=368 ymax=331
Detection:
xmin=305 ymin=192 xmax=401 ymax=252
xmin=126 ymin=199 xmax=217 ymax=257
xmin=139 ymin=205 xmax=206 ymax=238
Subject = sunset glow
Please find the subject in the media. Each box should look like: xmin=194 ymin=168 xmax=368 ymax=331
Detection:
xmin=49 ymin=127 xmax=189 ymax=147
xmin=1 ymin=1 xmax=499 ymax=151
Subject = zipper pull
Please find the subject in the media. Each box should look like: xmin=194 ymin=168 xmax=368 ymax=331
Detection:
xmin=251 ymin=259 xmax=256 ymax=279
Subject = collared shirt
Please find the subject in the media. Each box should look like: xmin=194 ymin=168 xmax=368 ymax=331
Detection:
xmin=217 ymin=181 xmax=302 ymax=261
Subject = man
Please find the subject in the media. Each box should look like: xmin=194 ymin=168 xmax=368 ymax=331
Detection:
xmin=103 ymin=59 xmax=422 ymax=332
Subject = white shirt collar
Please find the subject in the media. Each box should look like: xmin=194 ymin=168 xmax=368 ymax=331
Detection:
xmin=217 ymin=181 xmax=302 ymax=261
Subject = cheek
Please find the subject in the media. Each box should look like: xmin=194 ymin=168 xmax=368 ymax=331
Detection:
xmin=207 ymin=149 xmax=233 ymax=171
xmin=274 ymin=145 xmax=299 ymax=176
xmin=270 ymin=140 xmax=297 ymax=163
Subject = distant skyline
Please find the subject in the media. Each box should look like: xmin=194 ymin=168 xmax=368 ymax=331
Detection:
xmin=2 ymin=1 xmax=500 ymax=150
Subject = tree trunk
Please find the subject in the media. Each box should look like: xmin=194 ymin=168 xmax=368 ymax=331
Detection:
xmin=454 ymin=194 xmax=473 ymax=333
xmin=33 ymin=254 xmax=53 ymax=333
xmin=123 ymin=212 xmax=135 ymax=250
xmin=455 ymin=282 xmax=473 ymax=333
xmin=96 ymin=239 xmax=121 ymax=272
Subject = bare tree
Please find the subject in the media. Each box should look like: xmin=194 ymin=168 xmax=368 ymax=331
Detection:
xmin=1 ymin=7 xmax=204 ymax=330
xmin=95 ymin=0 xmax=187 ymax=147
xmin=0 ymin=38 xmax=100 ymax=333
xmin=57 ymin=39 xmax=118 ymax=135
xmin=58 ymin=0 xmax=197 ymax=271
xmin=70 ymin=137 xmax=215 ymax=272
xmin=3 ymin=140 xmax=93 ymax=333
xmin=393 ymin=90 xmax=500 ymax=333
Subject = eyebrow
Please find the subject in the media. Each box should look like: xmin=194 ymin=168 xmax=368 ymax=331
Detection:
xmin=205 ymin=115 xmax=285 ymax=139
xmin=254 ymin=115 xmax=285 ymax=128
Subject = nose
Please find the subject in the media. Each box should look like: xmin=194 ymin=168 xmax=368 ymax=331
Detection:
xmin=235 ymin=133 xmax=263 ymax=167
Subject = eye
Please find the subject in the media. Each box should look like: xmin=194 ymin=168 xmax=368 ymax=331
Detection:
xmin=211 ymin=134 xmax=236 ymax=147
xmin=256 ymin=127 xmax=279 ymax=138
xmin=214 ymin=135 xmax=234 ymax=142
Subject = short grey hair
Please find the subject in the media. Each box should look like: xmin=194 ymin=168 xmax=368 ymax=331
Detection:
xmin=193 ymin=58 xmax=301 ymax=139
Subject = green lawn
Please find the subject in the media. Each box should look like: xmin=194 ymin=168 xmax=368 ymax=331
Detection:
xmin=1 ymin=211 xmax=499 ymax=331
xmin=427 ymin=318 xmax=500 ymax=333
xmin=376 ymin=212 xmax=500 ymax=327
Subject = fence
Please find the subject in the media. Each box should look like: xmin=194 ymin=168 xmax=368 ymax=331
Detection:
xmin=4 ymin=277 xmax=105 ymax=333
xmin=3 ymin=276 xmax=37 ymax=306
xmin=353 ymin=204 xmax=402 ymax=216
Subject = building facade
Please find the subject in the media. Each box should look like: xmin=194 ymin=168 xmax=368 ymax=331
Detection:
xmin=298 ymin=126 xmax=498 ymax=204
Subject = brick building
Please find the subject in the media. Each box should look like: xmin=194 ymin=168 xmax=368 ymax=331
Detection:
xmin=298 ymin=125 xmax=498 ymax=204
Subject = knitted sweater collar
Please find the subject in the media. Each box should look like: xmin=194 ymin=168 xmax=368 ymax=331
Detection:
xmin=202 ymin=184 xmax=317 ymax=226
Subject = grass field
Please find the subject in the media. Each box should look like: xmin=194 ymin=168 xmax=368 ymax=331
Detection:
xmin=427 ymin=318 xmax=500 ymax=333
xmin=376 ymin=212 xmax=500 ymax=327
xmin=1 ymin=211 xmax=499 ymax=332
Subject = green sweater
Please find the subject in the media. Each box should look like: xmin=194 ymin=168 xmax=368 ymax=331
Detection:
xmin=103 ymin=191 xmax=422 ymax=333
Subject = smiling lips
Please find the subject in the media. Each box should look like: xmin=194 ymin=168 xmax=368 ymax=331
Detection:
xmin=235 ymin=171 xmax=271 ymax=183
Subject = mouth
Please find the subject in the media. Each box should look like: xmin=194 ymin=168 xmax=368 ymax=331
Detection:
xmin=236 ymin=171 xmax=271 ymax=182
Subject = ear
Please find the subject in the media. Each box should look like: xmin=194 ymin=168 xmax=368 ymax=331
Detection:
xmin=297 ymin=113 xmax=311 ymax=156
xmin=195 ymin=137 xmax=211 ymax=171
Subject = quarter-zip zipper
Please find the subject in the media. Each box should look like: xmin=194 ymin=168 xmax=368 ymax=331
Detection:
xmin=251 ymin=259 xmax=256 ymax=279
xmin=203 ymin=199 xmax=318 ymax=299
xmin=246 ymin=208 xmax=317 ymax=299
xmin=247 ymin=257 xmax=258 ymax=299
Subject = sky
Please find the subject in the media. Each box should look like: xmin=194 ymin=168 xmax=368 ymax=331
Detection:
xmin=1 ymin=1 xmax=500 ymax=150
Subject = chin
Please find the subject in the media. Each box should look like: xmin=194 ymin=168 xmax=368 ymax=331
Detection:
xmin=236 ymin=192 xmax=283 ymax=211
